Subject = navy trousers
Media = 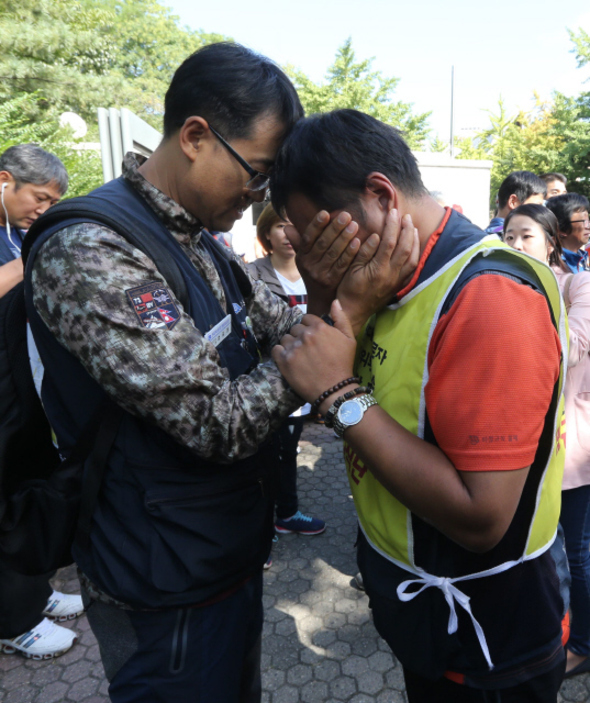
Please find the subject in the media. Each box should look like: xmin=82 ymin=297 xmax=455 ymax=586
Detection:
xmin=84 ymin=572 xmax=263 ymax=703
xmin=0 ymin=561 xmax=52 ymax=637
xmin=561 ymin=485 xmax=590 ymax=657
xmin=403 ymin=661 xmax=565 ymax=702
xmin=275 ymin=418 xmax=303 ymax=520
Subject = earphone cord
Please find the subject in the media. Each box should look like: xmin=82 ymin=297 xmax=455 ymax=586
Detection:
xmin=1 ymin=183 xmax=21 ymax=255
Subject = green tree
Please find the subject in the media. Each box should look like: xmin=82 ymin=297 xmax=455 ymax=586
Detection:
xmin=549 ymin=92 xmax=590 ymax=197
xmin=0 ymin=0 xmax=227 ymax=127
xmin=569 ymin=27 xmax=590 ymax=67
xmin=0 ymin=94 xmax=103 ymax=198
xmin=564 ymin=28 xmax=590 ymax=196
xmin=285 ymin=39 xmax=431 ymax=149
xmin=428 ymin=136 xmax=448 ymax=153
xmin=454 ymin=29 xmax=590 ymax=203
xmin=456 ymin=94 xmax=590 ymax=203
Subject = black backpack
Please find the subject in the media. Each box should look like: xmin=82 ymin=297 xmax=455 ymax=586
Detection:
xmin=0 ymin=199 xmax=191 ymax=576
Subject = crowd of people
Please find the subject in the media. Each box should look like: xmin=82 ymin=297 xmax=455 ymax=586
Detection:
xmin=0 ymin=40 xmax=588 ymax=703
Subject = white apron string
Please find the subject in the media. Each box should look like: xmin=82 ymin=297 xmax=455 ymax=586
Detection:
xmin=397 ymin=574 xmax=494 ymax=670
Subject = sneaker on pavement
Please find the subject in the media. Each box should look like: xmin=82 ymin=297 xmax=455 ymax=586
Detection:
xmin=43 ymin=591 xmax=84 ymax=622
xmin=0 ymin=617 xmax=77 ymax=660
xmin=275 ymin=511 xmax=326 ymax=535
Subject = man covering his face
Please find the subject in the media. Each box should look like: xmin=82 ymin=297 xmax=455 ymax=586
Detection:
xmin=270 ymin=109 xmax=568 ymax=702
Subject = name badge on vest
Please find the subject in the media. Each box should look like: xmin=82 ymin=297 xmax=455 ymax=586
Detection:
xmin=205 ymin=314 xmax=232 ymax=347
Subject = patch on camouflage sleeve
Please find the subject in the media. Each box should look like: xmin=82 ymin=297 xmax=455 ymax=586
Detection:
xmin=125 ymin=282 xmax=180 ymax=330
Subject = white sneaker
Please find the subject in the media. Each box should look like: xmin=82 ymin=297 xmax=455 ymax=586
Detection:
xmin=0 ymin=617 xmax=76 ymax=660
xmin=43 ymin=591 xmax=84 ymax=621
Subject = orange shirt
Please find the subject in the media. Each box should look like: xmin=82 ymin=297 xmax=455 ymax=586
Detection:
xmin=403 ymin=209 xmax=561 ymax=472
xmin=426 ymin=276 xmax=561 ymax=471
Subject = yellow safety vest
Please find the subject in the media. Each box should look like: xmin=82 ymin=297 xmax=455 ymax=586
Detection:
xmin=345 ymin=235 xmax=567 ymax=669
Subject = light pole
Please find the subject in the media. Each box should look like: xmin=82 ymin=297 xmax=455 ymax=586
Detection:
xmin=450 ymin=65 xmax=455 ymax=158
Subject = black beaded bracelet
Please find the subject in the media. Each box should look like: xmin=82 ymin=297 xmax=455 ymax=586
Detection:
xmin=324 ymin=386 xmax=371 ymax=428
xmin=311 ymin=376 xmax=361 ymax=414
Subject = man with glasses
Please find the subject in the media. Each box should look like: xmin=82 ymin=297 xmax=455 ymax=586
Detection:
xmin=546 ymin=193 xmax=590 ymax=272
xmin=23 ymin=43 xmax=305 ymax=703
xmin=24 ymin=41 xmax=419 ymax=701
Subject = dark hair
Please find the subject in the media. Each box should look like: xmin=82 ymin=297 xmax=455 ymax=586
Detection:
xmin=541 ymin=172 xmax=567 ymax=186
xmin=0 ymin=144 xmax=68 ymax=195
xmin=256 ymin=202 xmax=283 ymax=254
xmin=270 ymin=109 xmax=427 ymax=216
xmin=497 ymin=171 xmax=547 ymax=209
xmin=503 ymin=204 xmax=564 ymax=268
xmin=544 ymin=193 xmax=589 ymax=235
xmin=164 ymin=42 xmax=303 ymax=141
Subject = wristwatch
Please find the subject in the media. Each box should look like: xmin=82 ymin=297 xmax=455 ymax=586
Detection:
xmin=333 ymin=394 xmax=378 ymax=438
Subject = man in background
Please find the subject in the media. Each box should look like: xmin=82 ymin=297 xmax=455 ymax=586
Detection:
xmin=542 ymin=172 xmax=568 ymax=200
xmin=486 ymin=170 xmax=547 ymax=234
xmin=0 ymin=143 xmax=83 ymax=659
xmin=546 ymin=192 xmax=590 ymax=272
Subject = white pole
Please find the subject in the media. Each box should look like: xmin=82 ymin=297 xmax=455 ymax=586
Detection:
xmin=450 ymin=66 xmax=455 ymax=158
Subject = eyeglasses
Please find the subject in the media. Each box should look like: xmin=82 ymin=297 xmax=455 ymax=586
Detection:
xmin=208 ymin=125 xmax=270 ymax=192
xmin=570 ymin=218 xmax=590 ymax=227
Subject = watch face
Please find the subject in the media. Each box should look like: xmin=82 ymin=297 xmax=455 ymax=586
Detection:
xmin=339 ymin=399 xmax=363 ymax=425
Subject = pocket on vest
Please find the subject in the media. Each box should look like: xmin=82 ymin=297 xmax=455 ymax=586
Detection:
xmin=143 ymin=477 xmax=272 ymax=593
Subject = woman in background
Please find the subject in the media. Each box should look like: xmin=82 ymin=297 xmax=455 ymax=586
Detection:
xmin=504 ymin=203 xmax=590 ymax=678
xmin=249 ymin=204 xmax=326 ymax=562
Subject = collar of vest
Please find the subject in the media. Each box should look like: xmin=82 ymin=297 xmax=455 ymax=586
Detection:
xmin=417 ymin=209 xmax=489 ymax=287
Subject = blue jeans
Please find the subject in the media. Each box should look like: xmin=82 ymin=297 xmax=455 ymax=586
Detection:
xmin=561 ymin=485 xmax=590 ymax=656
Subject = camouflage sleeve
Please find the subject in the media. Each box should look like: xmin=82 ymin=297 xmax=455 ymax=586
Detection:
xmin=31 ymin=224 xmax=302 ymax=462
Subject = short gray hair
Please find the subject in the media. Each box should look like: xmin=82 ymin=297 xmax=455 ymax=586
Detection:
xmin=0 ymin=144 xmax=68 ymax=195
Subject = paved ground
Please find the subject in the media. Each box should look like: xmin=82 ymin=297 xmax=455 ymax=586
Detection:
xmin=1 ymin=421 xmax=589 ymax=702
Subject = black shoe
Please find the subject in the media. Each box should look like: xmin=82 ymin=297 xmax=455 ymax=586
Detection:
xmin=352 ymin=572 xmax=365 ymax=591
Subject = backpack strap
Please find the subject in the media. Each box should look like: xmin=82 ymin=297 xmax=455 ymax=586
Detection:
xmin=24 ymin=197 xmax=191 ymax=313
xmin=440 ymin=249 xmax=548 ymax=318
xmin=22 ymin=193 xmax=196 ymax=553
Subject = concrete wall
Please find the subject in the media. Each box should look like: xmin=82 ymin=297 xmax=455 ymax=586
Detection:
xmin=414 ymin=153 xmax=493 ymax=230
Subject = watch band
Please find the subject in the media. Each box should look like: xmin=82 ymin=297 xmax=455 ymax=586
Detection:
xmin=333 ymin=394 xmax=378 ymax=438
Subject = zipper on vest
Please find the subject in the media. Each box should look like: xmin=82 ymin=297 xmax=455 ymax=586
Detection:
xmin=146 ymin=474 xmax=264 ymax=508
xmin=169 ymin=608 xmax=191 ymax=674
